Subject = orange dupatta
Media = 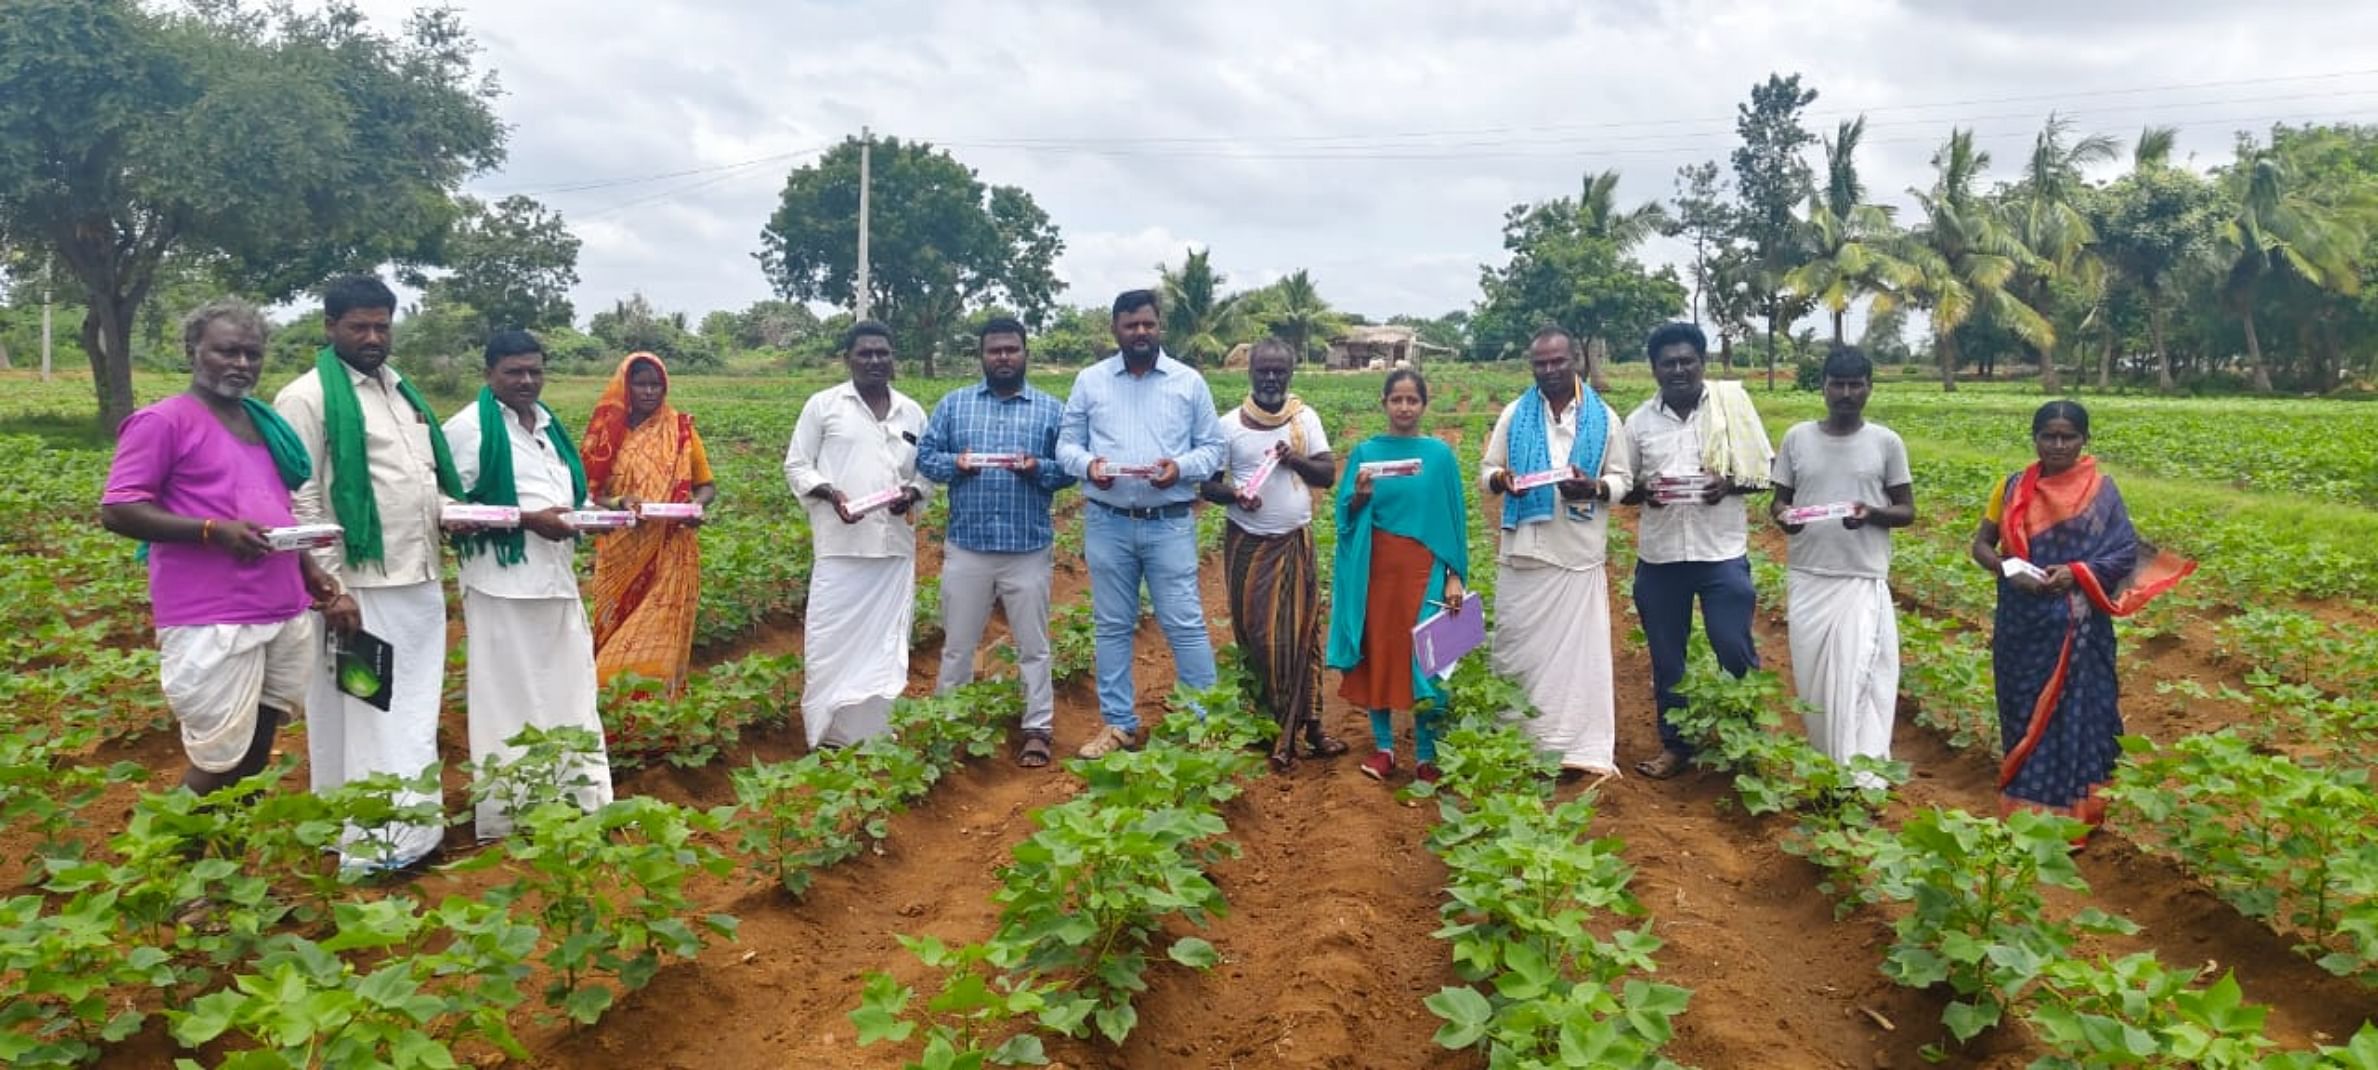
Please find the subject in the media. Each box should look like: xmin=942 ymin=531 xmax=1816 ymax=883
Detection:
xmin=585 ymin=353 xmax=712 ymax=696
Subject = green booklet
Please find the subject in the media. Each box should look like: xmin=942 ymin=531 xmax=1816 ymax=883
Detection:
xmin=332 ymin=629 xmax=395 ymax=712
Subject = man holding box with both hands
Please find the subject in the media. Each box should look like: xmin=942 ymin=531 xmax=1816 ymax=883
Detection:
xmin=441 ymin=328 xmax=616 ymax=840
xmin=784 ymin=320 xmax=933 ymax=751
xmin=1768 ymin=346 xmax=1915 ymax=779
xmin=1055 ymin=289 xmax=1228 ymax=760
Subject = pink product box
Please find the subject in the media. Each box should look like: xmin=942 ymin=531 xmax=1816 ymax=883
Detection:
xmin=1651 ymin=474 xmax=1710 ymax=503
xmin=1359 ymin=459 xmax=1422 ymax=479
xmin=845 ymin=486 xmax=909 ymax=515
xmin=971 ymin=453 xmax=1032 ymax=470
xmin=1780 ymin=501 xmax=1860 ymax=526
xmin=637 ymin=502 xmax=705 ymax=520
xmin=565 ymin=510 xmax=638 ymax=531
xmin=442 ymin=504 xmax=521 ymax=527
xmin=264 ymin=523 xmax=345 ymax=552
xmin=1238 ymin=452 xmax=1283 ymax=500
xmin=1507 ymin=469 xmax=1566 ymax=492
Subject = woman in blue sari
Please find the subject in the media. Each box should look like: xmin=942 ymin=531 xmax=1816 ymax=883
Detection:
xmin=1970 ymin=401 xmax=2192 ymax=827
xmin=1326 ymin=369 xmax=1470 ymax=786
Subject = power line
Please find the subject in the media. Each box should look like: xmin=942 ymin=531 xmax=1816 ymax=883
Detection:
xmin=462 ymin=67 xmax=2378 ymax=199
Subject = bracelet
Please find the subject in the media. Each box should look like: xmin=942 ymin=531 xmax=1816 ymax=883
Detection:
xmin=200 ymin=519 xmax=214 ymax=546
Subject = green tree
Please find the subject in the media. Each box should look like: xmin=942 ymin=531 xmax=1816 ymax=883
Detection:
xmin=1157 ymin=248 xmax=1247 ymax=367
xmin=1248 ymin=269 xmax=1345 ymax=363
xmin=1472 ymin=197 xmax=1686 ymax=375
xmin=1577 ymin=170 xmax=1670 ymax=250
xmin=1730 ymin=73 xmax=1821 ymax=389
xmin=2217 ymin=138 xmax=2370 ymax=393
xmin=758 ymin=135 xmax=1063 ymax=376
xmin=419 ymin=194 xmax=581 ymax=340
xmin=2094 ymin=128 xmax=2223 ymax=392
xmin=2007 ymin=115 xmax=2118 ymax=391
xmin=1784 ymin=117 xmax=1912 ymax=346
xmin=0 ymin=0 xmax=505 ymax=433
xmin=589 ymin=293 xmax=719 ymax=370
xmin=1903 ymin=129 xmax=2051 ymax=392
xmin=1671 ymin=161 xmax=1733 ymax=329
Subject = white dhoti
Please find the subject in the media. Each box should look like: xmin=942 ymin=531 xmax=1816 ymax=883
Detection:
xmin=158 ymin=615 xmax=317 ymax=772
xmin=1491 ymin=562 xmax=1619 ymax=774
xmin=306 ymin=581 xmax=446 ymax=869
xmin=1786 ymin=570 xmax=1900 ymax=769
xmin=802 ymin=555 xmax=915 ymax=749
xmin=463 ymin=590 xmax=615 ymax=840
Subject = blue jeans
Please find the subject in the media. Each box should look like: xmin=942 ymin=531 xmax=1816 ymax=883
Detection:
xmin=1084 ymin=507 xmax=1217 ymax=731
xmin=1633 ymin=556 xmax=1760 ymax=756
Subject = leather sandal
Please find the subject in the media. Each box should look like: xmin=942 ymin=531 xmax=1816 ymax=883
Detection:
xmin=1303 ymin=734 xmax=1350 ymax=760
xmin=1017 ymin=732 xmax=1053 ymax=769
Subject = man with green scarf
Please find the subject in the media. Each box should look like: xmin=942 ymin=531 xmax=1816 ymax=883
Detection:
xmin=102 ymin=299 xmax=341 ymax=795
xmin=441 ymin=329 xmax=614 ymax=841
xmin=275 ymin=275 xmax=459 ymax=871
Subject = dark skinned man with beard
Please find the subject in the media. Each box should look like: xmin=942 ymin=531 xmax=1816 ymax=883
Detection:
xmin=1201 ymin=338 xmax=1346 ymax=771
xmin=917 ymin=317 xmax=1077 ymax=768
xmin=102 ymin=300 xmax=342 ymax=796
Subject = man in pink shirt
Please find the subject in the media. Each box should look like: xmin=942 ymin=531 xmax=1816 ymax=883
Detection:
xmin=101 ymin=300 xmax=343 ymax=794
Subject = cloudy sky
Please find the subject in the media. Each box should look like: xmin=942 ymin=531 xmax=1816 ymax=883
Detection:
xmin=349 ymin=0 xmax=2378 ymax=328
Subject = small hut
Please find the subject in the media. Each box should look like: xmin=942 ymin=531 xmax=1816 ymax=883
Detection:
xmin=1324 ymin=325 xmax=1451 ymax=370
xmin=1222 ymin=342 xmax=1254 ymax=370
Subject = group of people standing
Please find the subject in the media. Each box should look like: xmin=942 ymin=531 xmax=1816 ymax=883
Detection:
xmin=103 ymin=278 xmax=2189 ymax=860
xmin=101 ymin=276 xmax=713 ymax=870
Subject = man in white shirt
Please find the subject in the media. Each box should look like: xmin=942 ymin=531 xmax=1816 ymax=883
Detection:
xmin=784 ymin=321 xmax=933 ymax=749
xmin=442 ymin=329 xmax=614 ymax=840
xmin=1621 ymin=322 xmax=1771 ymax=780
xmin=1480 ymin=326 xmax=1634 ymax=778
xmin=1770 ymin=346 xmax=1915 ymax=777
xmin=274 ymin=274 xmax=455 ymax=871
xmin=1199 ymin=339 xmax=1344 ymax=771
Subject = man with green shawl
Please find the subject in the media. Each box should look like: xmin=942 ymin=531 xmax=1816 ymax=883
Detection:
xmin=441 ymin=329 xmax=615 ymax=841
xmin=275 ymin=275 xmax=459 ymax=871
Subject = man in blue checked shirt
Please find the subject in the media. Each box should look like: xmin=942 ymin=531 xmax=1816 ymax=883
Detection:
xmin=1055 ymin=289 xmax=1229 ymax=758
xmin=917 ymin=316 xmax=1077 ymax=768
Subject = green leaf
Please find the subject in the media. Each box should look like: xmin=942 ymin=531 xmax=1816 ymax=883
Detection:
xmin=988 ymin=1033 xmax=1049 ymax=1065
xmin=562 ymin=983 xmax=616 ymax=1025
xmin=1424 ymin=986 xmax=1494 ymax=1050
xmin=1166 ymin=937 xmax=1220 ymax=969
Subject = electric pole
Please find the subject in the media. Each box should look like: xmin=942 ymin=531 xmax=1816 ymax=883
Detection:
xmin=855 ymin=126 xmax=872 ymax=321
xmin=40 ymin=257 xmax=54 ymax=382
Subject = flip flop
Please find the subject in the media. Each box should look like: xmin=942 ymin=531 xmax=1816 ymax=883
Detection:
xmin=1303 ymin=734 xmax=1350 ymax=760
xmin=1017 ymin=733 xmax=1053 ymax=769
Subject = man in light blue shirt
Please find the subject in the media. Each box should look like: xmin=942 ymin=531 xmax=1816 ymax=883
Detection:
xmin=1055 ymin=289 xmax=1228 ymax=757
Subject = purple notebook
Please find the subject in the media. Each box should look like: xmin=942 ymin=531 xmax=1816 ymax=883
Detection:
xmin=1411 ymin=592 xmax=1486 ymax=680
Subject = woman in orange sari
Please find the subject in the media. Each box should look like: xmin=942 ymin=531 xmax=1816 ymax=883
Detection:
xmin=583 ymin=353 xmax=717 ymax=696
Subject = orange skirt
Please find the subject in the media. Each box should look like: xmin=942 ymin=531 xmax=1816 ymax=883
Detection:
xmin=1338 ymin=531 xmax=1432 ymax=711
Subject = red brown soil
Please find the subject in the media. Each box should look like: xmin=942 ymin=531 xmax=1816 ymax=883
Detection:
xmin=47 ymin=502 xmax=2378 ymax=1069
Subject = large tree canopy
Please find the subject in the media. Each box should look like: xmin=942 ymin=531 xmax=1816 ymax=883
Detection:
xmin=417 ymin=195 xmax=581 ymax=340
xmin=0 ymin=0 xmax=506 ymax=433
xmin=757 ymin=136 xmax=1063 ymax=375
xmin=1471 ymin=196 xmax=1687 ymax=375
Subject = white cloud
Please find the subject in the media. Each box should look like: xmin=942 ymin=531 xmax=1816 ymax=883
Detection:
xmin=338 ymin=0 xmax=2378 ymax=335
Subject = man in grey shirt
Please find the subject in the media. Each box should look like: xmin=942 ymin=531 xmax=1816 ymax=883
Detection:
xmin=1769 ymin=346 xmax=1915 ymax=777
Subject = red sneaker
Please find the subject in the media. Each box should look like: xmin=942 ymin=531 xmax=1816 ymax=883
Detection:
xmin=1415 ymin=762 xmax=1443 ymax=784
xmin=1359 ymin=750 xmax=1396 ymax=781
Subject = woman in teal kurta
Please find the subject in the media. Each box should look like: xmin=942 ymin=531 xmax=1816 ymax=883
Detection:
xmin=1326 ymin=369 xmax=1470 ymax=784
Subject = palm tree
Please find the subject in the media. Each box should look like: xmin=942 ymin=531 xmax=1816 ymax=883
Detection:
xmin=2009 ymin=115 xmax=2118 ymax=391
xmin=1902 ymin=129 xmax=2053 ymax=392
xmin=1158 ymin=248 xmax=1246 ymax=367
xmin=2217 ymin=144 xmax=2370 ymax=392
xmin=1578 ymin=169 xmax=1670 ymax=251
xmin=1784 ymin=118 xmax=1913 ymax=346
xmin=1257 ymin=269 xmax=1343 ymax=363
